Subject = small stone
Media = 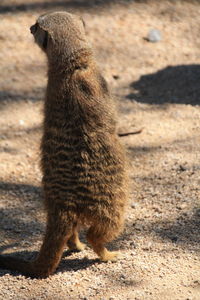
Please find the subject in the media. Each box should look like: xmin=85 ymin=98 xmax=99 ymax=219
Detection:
xmin=130 ymin=241 xmax=137 ymax=248
xmin=142 ymin=242 xmax=152 ymax=251
xmin=113 ymin=75 xmax=120 ymax=80
xmin=147 ymin=29 xmax=162 ymax=42
xmin=19 ymin=119 xmax=25 ymax=125
xmin=131 ymin=202 xmax=139 ymax=208
xmin=171 ymin=236 xmax=178 ymax=242
xmin=179 ymin=165 xmax=187 ymax=172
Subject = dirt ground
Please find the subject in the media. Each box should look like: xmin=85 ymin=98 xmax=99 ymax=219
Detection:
xmin=0 ymin=0 xmax=200 ymax=299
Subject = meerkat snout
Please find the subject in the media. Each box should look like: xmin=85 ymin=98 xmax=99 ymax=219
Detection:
xmin=30 ymin=24 xmax=37 ymax=34
xmin=30 ymin=21 xmax=48 ymax=51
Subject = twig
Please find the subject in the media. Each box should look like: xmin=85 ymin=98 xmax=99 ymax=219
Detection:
xmin=118 ymin=128 xmax=144 ymax=137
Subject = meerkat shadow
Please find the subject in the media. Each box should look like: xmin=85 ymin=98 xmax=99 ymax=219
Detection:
xmin=0 ymin=248 xmax=99 ymax=277
xmin=59 ymin=256 xmax=100 ymax=273
xmin=0 ymin=250 xmax=37 ymax=278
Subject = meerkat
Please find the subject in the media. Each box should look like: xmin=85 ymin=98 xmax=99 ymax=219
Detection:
xmin=0 ymin=11 xmax=128 ymax=278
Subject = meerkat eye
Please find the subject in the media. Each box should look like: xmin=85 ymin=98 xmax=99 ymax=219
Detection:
xmin=30 ymin=23 xmax=38 ymax=35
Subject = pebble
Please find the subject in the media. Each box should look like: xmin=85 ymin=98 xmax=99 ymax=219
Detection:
xmin=131 ymin=202 xmax=138 ymax=208
xmin=112 ymin=75 xmax=120 ymax=80
xmin=147 ymin=29 xmax=162 ymax=42
xmin=19 ymin=119 xmax=25 ymax=125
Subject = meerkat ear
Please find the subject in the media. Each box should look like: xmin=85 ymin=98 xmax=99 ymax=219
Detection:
xmin=42 ymin=30 xmax=49 ymax=50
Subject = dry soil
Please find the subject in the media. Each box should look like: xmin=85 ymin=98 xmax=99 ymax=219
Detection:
xmin=0 ymin=1 xmax=200 ymax=299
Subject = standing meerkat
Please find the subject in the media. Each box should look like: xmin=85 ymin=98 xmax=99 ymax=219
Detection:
xmin=0 ymin=11 xmax=128 ymax=278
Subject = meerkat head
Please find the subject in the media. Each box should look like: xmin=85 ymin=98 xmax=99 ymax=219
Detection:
xmin=30 ymin=11 xmax=88 ymax=57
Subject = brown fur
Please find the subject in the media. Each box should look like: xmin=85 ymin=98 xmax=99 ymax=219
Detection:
xmin=0 ymin=11 xmax=128 ymax=278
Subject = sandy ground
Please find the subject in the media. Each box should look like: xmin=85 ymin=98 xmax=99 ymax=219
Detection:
xmin=0 ymin=0 xmax=200 ymax=299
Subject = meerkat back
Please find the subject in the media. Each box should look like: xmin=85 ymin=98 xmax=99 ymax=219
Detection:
xmin=0 ymin=11 xmax=128 ymax=278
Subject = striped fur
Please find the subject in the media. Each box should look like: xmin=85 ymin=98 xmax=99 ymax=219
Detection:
xmin=0 ymin=12 xmax=128 ymax=278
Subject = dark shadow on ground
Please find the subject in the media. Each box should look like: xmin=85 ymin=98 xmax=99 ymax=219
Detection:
xmin=0 ymin=0 xmax=198 ymax=14
xmin=0 ymin=181 xmax=42 ymax=205
xmin=0 ymin=0 xmax=136 ymax=14
xmin=0 ymin=207 xmax=44 ymax=240
xmin=1 ymin=0 xmax=199 ymax=14
xmin=127 ymin=136 xmax=200 ymax=161
xmin=0 ymin=125 xmax=41 ymax=140
xmin=127 ymin=65 xmax=200 ymax=105
xmin=0 ymin=181 xmax=41 ymax=194
xmin=0 ymin=249 xmax=99 ymax=277
xmin=151 ymin=208 xmax=200 ymax=245
xmin=0 ymin=181 xmax=43 ymax=240
xmin=59 ymin=256 xmax=99 ymax=272
xmin=0 ymin=88 xmax=44 ymax=106
xmin=116 ymin=207 xmax=200 ymax=251
xmin=1 ymin=206 xmax=199 ymax=278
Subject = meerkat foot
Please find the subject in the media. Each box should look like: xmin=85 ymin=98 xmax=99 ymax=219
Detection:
xmin=67 ymin=240 xmax=86 ymax=251
xmin=87 ymin=227 xmax=121 ymax=262
xmin=99 ymin=249 xmax=119 ymax=262
xmin=67 ymin=226 xmax=86 ymax=251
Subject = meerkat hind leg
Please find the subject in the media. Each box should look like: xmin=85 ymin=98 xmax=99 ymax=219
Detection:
xmin=0 ymin=211 xmax=75 ymax=278
xmin=67 ymin=224 xmax=86 ymax=251
xmin=31 ymin=211 xmax=75 ymax=278
xmin=93 ymin=244 xmax=119 ymax=262
xmin=87 ymin=226 xmax=119 ymax=261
